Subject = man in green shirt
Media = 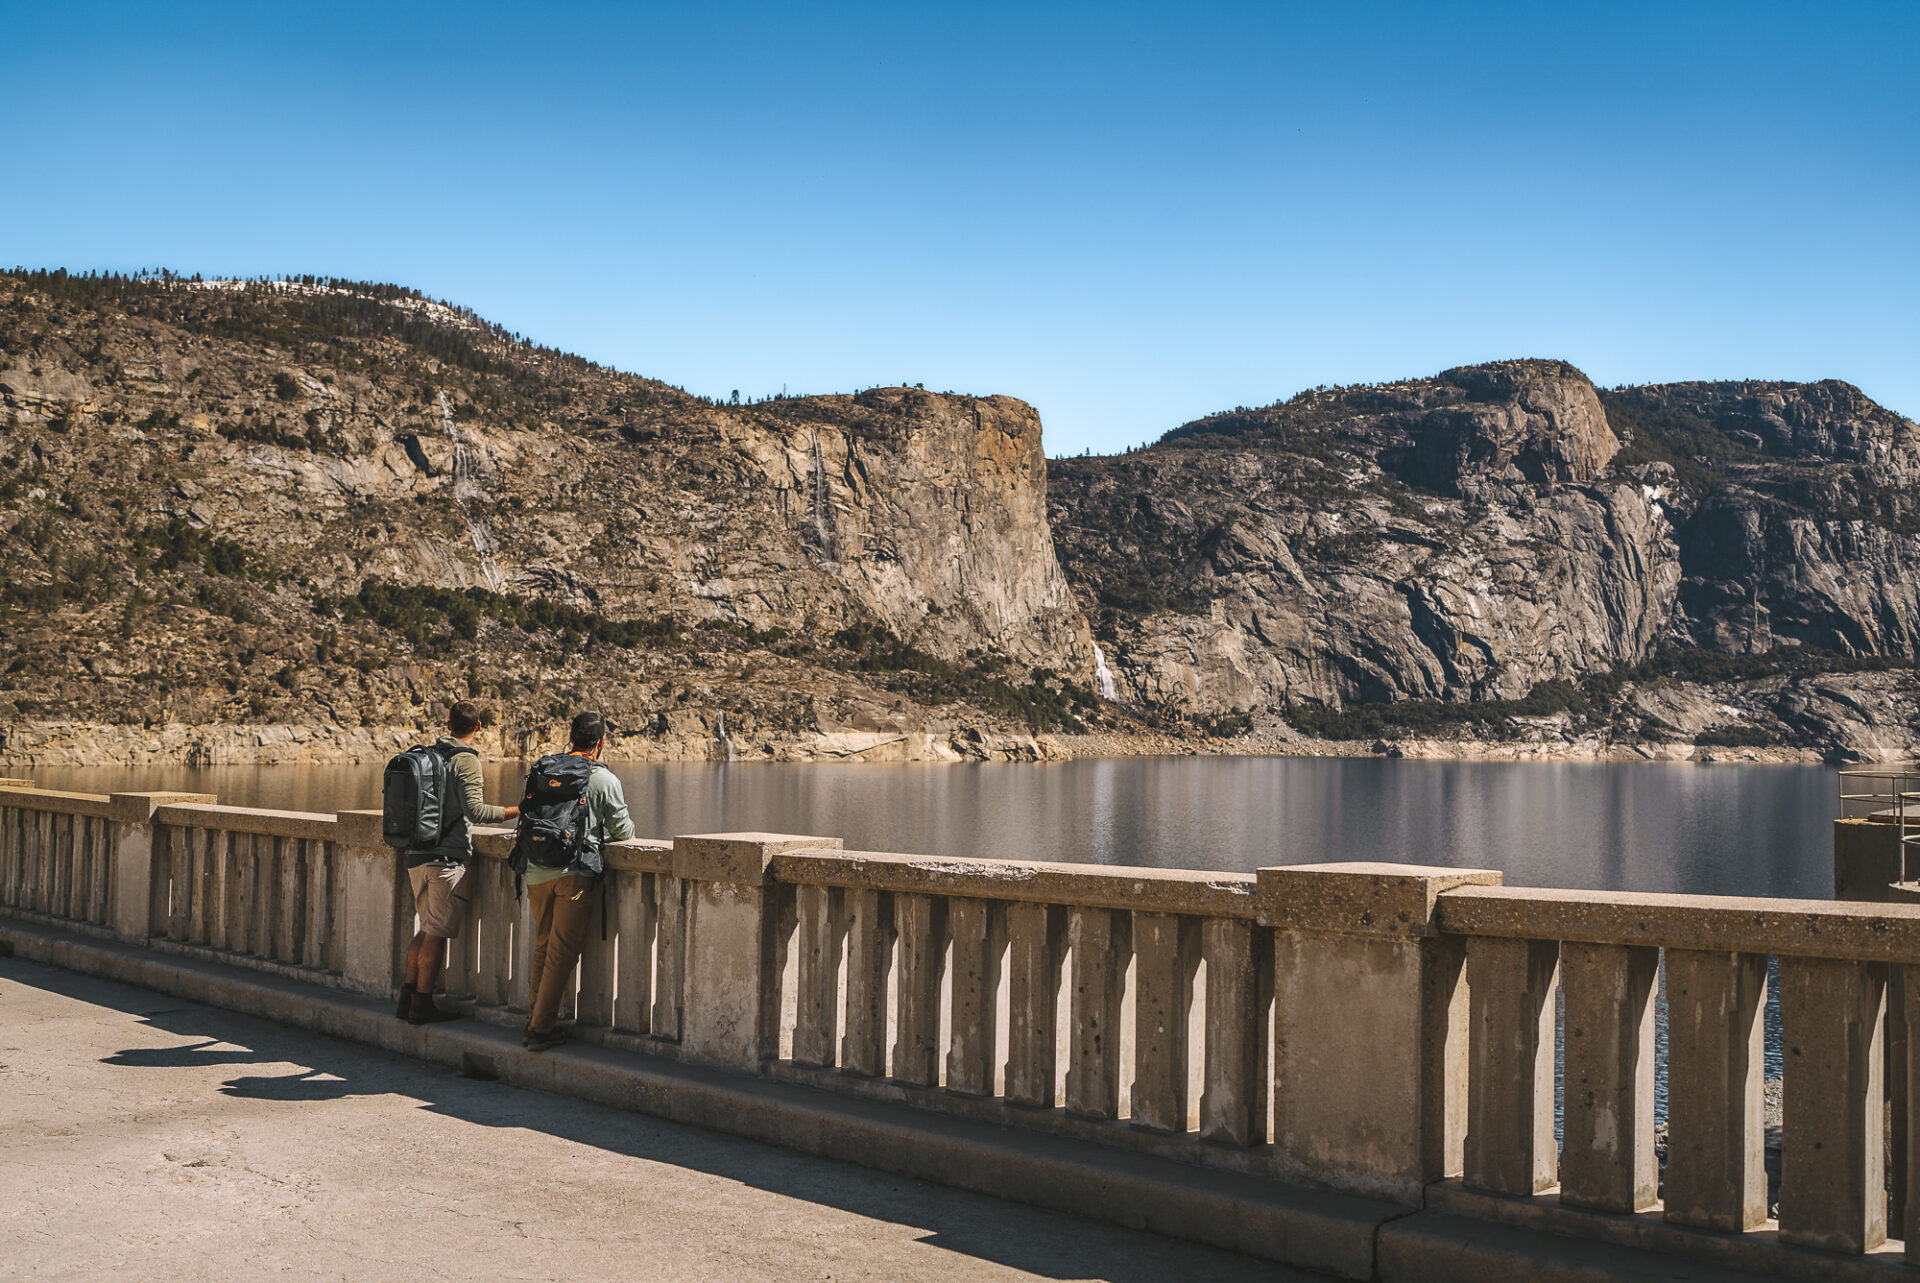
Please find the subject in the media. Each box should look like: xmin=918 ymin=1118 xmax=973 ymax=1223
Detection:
xmin=398 ymin=700 xmax=518 ymax=1025
xmin=523 ymin=709 xmax=634 ymax=1052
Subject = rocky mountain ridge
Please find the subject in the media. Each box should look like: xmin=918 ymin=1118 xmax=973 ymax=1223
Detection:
xmin=1048 ymin=361 xmax=1920 ymax=760
xmin=2 ymin=270 xmax=1914 ymax=764
xmin=0 ymin=271 xmax=1095 ymax=765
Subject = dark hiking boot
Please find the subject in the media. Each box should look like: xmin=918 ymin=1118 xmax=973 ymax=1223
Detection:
xmin=523 ymin=1030 xmax=569 ymax=1053
xmin=407 ymin=993 xmax=464 ymax=1025
xmin=395 ymin=984 xmax=416 ymax=1020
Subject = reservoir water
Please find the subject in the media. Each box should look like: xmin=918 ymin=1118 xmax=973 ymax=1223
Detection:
xmin=18 ymin=756 xmax=1839 ymax=898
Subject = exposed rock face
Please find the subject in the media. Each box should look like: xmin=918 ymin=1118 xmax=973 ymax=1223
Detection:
xmin=4 ymin=272 xmax=1915 ymax=764
xmin=1625 ymin=379 xmax=1920 ymax=484
xmin=0 ymin=274 xmax=1095 ymax=764
xmin=1051 ymin=364 xmax=1920 ymax=758
xmin=735 ymin=388 xmax=1090 ymax=668
xmin=1052 ymin=362 xmax=1676 ymax=711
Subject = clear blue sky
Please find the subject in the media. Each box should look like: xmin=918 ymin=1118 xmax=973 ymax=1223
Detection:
xmin=4 ymin=1 xmax=1915 ymax=456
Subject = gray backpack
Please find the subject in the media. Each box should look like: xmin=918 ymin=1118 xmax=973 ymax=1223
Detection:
xmin=381 ymin=743 xmax=473 ymax=851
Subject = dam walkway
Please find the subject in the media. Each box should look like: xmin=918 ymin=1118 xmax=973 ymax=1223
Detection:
xmin=0 ymin=956 xmax=1305 ymax=1282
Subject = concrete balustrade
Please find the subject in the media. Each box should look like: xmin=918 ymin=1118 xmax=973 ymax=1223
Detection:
xmin=10 ymin=782 xmax=1920 ymax=1280
xmin=1265 ymin=863 xmax=1498 ymax=1203
xmin=456 ymin=827 xmax=681 ymax=1043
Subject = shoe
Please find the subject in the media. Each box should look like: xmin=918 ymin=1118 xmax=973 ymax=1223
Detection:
xmin=395 ymin=984 xmax=416 ymax=1020
xmin=523 ymin=1031 xmax=569 ymax=1053
xmin=408 ymin=994 xmax=464 ymax=1025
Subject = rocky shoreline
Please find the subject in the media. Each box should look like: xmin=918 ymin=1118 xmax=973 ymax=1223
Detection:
xmin=1 ymin=716 xmax=1876 ymax=768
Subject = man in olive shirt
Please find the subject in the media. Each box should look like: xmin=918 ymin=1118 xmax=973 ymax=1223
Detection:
xmin=398 ymin=700 xmax=519 ymax=1024
xmin=522 ymin=710 xmax=634 ymax=1051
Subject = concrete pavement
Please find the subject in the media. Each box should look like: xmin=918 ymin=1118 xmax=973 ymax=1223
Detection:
xmin=0 ymin=955 xmax=1314 ymax=1282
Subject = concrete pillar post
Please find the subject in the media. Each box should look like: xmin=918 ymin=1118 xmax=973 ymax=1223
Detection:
xmin=673 ymin=833 xmax=840 ymax=1073
xmin=1559 ymin=940 xmax=1659 ymax=1212
xmin=1834 ymin=815 xmax=1913 ymax=1232
xmin=1663 ymin=947 xmax=1768 ymax=1232
xmin=1779 ymin=955 xmax=1888 ymax=1254
xmin=1064 ymin=905 xmax=1129 ymax=1119
xmin=1834 ymin=816 xmax=1905 ymax=900
xmin=1905 ymin=966 xmax=1920 ymax=1265
xmin=1464 ymin=935 xmax=1561 ymax=1196
xmin=1005 ymin=901 xmax=1064 ymax=1107
xmin=106 ymin=792 xmax=215 ymax=944
xmin=1259 ymin=862 xmax=1501 ymax=1205
xmin=332 ymin=811 xmax=415 ymax=997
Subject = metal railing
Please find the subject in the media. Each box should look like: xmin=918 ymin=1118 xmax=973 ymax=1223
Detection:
xmin=1837 ymin=764 xmax=1920 ymax=881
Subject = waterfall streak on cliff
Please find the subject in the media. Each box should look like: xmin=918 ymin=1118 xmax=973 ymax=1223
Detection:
xmin=1093 ymin=643 xmax=1119 ymax=701
xmin=441 ymin=391 xmax=506 ymax=593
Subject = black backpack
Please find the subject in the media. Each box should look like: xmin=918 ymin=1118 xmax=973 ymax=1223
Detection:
xmin=381 ymin=743 xmax=475 ymax=851
xmin=510 ymin=753 xmax=604 ymax=876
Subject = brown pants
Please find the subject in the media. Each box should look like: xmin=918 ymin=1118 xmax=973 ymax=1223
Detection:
xmin=523 ymin=874 xmax=600 ymax=1038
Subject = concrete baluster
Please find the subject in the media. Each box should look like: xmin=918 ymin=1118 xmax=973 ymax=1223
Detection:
xmin=273 ymin=836 xmax=298 ymax=964
xmin=105 ymin=793 xmax=215 ymax=945
xmin=1004 ymin=901 xmax=1064 ymax=1108
xmin=1834 ymin=822 xmax=1909 ymax=1233
xmin=1199 ymin=917 xmax=1266 ymax=1147
xmin=189 ymin=827 xmax=215 ymax=945
xmin=241 ymin=833 xmax=268 ymax=956
xmin=474 ymin=858 xmax=510 ymax=1007
xmin=441 ymin=858 xmax=474 ymax=1003
xmin=1779 ymin=955 xmax=1888 ymax=1254
xmin=575 ymin=874 xmax=617 ymax=1027
xmin=1131 ymin=911 xmax=1199 ymax=1133
xmin=93 ymin=816 xmax=113 ymax=924
xmin=1464 ymin=935 xmax=1560 ymax=1196
xmin=165 ymin=826 xmax=192 ymax=943
xmin=304 ymin=839 xmax=335 ymax=971
xmin=1065 ymin=905 xmax=1130 ymax=1120
xmin=1263 ymin=864 xmax=1498 ymax=1204
xmin=34 ymin=809 xmax=52 ymax=914
xmin=62 ymin=814 xmax=80 ymax=920
xmin=840 ymin=887 xmax=893 ymax=1076
xmin=1663 ymin=948 xmax=1768 ymax=1232
xmin=50 ymin=813 xmax=71 ymax=920
xmin=613 ymin=870 xmax=656 ymax=1033
xmin=1906 ymin=966 xmax=1920 ymax=1263
xmin=211 ymin=829 xmax=238 ymax=951
xmin=673 ymin=833 xmax=839 ymax=1072
xmin=794 ymin=882 xmax=846 ymax=1067
xmin=652 ymin=873 xmax=687 ymax=1040
xmin=73 ymin=816 xmax=94 ymax=923
xmin=0 ymin=802 xmax=18 ymax=906
xmin=1559 ymin=941 xmax=1659 ymax=1212
xmin=946 ymin=897 xmax=1005 ymax=1096
xmin=892 ymin=892 xmax=948 ymax=1086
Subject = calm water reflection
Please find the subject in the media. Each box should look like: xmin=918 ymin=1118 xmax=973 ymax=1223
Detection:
xmin=19 ymin=757 xmax=1838 ymax=896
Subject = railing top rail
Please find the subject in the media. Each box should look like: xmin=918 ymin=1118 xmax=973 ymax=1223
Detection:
xmin=1439 ymin=883 xmax=1920 ymax=963
xmin=0 ymin=785 xmax=112 ymax=818
xmin=470 ymin=828 xmax=673 ymax=874
xmin=770 ymin=847 xmax=1259 ymax=919
xmin=153 ymin=802 xmax=337 ymax=842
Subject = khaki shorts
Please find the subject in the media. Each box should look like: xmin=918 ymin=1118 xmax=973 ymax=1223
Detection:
xmin=408 ymin=862 xmax=472 ymax=939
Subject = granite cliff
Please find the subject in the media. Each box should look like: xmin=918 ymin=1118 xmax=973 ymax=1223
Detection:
xmin=0 ymin=272 xmax=1095 ymax=764
xmin=1049 ymin=363 xmax=1920 ymax=760
xmin=2 ymin=270 xmax=1914 ymax=765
